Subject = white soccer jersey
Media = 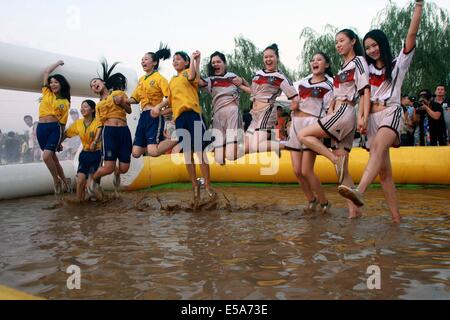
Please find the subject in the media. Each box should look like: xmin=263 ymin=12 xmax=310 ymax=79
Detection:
xmin=333 ymin=56 xmax=370 ymax=103
xmin=294 ymin=75 xmax=334 ymax=118
xmin=251 ymin=69 xmax=298 ymax=103
xmin=369 ymin=47 xmax=415 ymax=107
xmin=203 ymin=72 xmax=240 ymax=113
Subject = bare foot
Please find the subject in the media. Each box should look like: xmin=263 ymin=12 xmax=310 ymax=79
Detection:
xmin=391 ymin=213 xmax=401 ymax=224
xmin=348 ymin=209 xmax=363 ymax=219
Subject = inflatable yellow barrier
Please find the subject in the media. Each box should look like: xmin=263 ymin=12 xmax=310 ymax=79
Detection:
xmin=127 ymin=147 xmax=450 ymax=190
xmin=0 ymin=285 xmax=43 ymax=300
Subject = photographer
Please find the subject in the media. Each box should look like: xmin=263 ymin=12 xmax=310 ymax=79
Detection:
xmin=417 ymin=89 xmax=446 ymax=146
xmin=433 ymin=84 xmax=449 ymax=144
xmin=401 ymin=94 xmax=415 ymax=146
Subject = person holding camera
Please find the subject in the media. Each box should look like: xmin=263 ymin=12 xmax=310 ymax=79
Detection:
xmin=417 ymin=89 xmax=446 ymax=146
xmin=433 ymin=84 xmax=449 ymax=144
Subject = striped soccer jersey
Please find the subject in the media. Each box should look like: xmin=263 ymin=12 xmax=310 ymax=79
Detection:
xmin=369 ymin=47 xmax=415 ymax=107
xmin=333 ymin=56 xmax=370 ymax=103
xmin=294 ymin=75 xmax=334 ymax=118
xmin=251 ymin=69 xmax=298 ymax=103
xmin=203 ymin=72 xmax=240 ymax=113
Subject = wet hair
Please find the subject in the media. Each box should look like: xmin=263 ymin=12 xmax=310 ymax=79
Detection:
xmin=92 ymin=59 xmax=127 ymax=92
xmin=47 ymin=74 xmax=71 ymax=102
xmin=146 ymin=43 xmax=171 ymax=70
xmin=337 ymin=29 xmax=364 ymax=57
xmin=264 ymin=43 xmax=279 ymax=58
xmin=363 ymin=30 xmax=393 ymax=82
xmin=82 ymin=99 xmax=96 ymax=118
xmin=207 ymin=51 xmax=227 ymax=77
xmin=314 ymin=51 xmax=333 ymax=78
xmin=174 ymin=51 xmax=191 ymax=69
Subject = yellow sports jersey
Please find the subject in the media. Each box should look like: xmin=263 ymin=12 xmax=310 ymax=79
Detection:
xmin=169 ymin=70 xmax=201 ymax=120
xmin=131 ymin=71 xmax=170 ymax=110
xmin=38 ymin=86 xmax=70 ymax=125
xmin=95 ymin=90 xmax=128 ymax=126
xmin=65 ymin=118 xmax=103 ymax=151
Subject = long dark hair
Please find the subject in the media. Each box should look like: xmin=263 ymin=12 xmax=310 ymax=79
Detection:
xmin=207 ymin=51 xmax=227 ymax=77
xmin=337 ymin=29 xmax=364 ymax=57
xmin=174 ymin=51 xmax=190 ymax=69
xmin=47 ymin=74 xmax=71 ymax=102
xmin=82 ymin=99 xmax=96 ymax=118
xmin=147 ymin=43 xmax=171 ymax=70
xmin=314 ymin=51 xmax=333 ymax=78
xmin=94 ymin=58 xmax=127 ymax=91
xmin=363 ymin=29 xmax=393 ymax=82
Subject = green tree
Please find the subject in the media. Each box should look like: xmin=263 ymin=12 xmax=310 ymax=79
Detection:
xmin=298 ymin=1 xmax=450 ymax=95
xmin=199 ymin=36 xmax=296 ymax=125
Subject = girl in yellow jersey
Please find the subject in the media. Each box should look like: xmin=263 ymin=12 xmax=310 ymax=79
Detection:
xmin=37 ymin=60 xmax=71 ymax=194
xmin=88 ymin=60 xmax=132 ymax=197
xmin=169 ymin=50 xmax=216 ymax=208
xmin=129 ymin=44 xmax=178 ymax=157
xmin=62 ymin=100 xmax=102 ymax=202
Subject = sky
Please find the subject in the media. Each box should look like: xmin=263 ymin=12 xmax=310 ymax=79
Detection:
xmin=0 ymin=0 xmax=449 ymax=133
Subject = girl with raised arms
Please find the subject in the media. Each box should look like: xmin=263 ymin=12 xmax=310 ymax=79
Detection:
xmin=298 ymin=29 xmax=371 ymax=219
xmin=88 ymin=60 xmax=132 ymax=198
xmin=199 ymin=51 xmax=250 ymax=164
xmin=169 ymin=50 xmax=216 ymax=208
xmin=37 ymin=60 xmax=71 ymax=194
xmin=286 ymin=52 xmax=334 ymax=213
xmin=338 ymin=0 xmax=424 ymax=223
xmin=129 ymin=44 xmax=178 ymax=158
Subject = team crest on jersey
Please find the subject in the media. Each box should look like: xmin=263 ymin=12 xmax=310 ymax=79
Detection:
xmin=312 ymin=87 xmax=321 ymax=98
xmin=150 ymin=80 xmax=155 ymax=86
xmin=59 ymin=104 xmax=65 ymax=110
xmin=89 ymin=132 xmax=95 ymax=139
xmin=268 ymin=76 xmax=276 ymax=85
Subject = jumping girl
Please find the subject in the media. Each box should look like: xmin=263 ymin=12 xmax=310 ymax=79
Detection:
xmin=37 ymin=60 xmax=71 ymax=194
xmin=88 ymin=60 xmax=132 ymax=197
xmin=169 ymin=50 xmax=216 ymax=208
xmin=241 ymin=44 xmax=299 ymax=156
xmin=199 ymin=51 xmax=250 ymax=164
xmin=338 ymin=0 xmax=424 ymax=223
xmin=298 ymin=29 xmax=371 ymax=219
xmin=62 ymin=100 xmax=102 ymax=202
xmin=286 ymin=52 xmax=334 ymax=213
xmin=129 ymin=44 xmax=178 ymax=158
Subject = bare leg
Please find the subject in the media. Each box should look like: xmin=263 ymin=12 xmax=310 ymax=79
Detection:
xmin=301 ymin=151 xmax=328 ymax=205
xmin=298 ymin=123 xmax=337 ymax=163
xmin=52 ymin=153 xmax=67 ymax=183
xmin=76 ymin=173 xmax=87 ymax=201
xmin=358 ymin=128 xmax=397 ymax=193
xmin=147 ymin=139 xmax=179 ymax=157
xmin=92 ymin=161 xmax=115 ymax=180
xmin=214 ymin=146 xmax=226 ymax=165
xmin=290 ymin=151 xmax=315 ymax=202
xmin=378 ymin=152 xmax=401 ymax=223
xmin=42 ymin=150 xmax=60 ymax=184
xmin=132 ymin=146 xmax=146 ymax=158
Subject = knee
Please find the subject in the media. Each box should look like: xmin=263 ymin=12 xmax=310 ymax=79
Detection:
xmin=132 ymin=151 xmax=141 ymax=159
xmin=42 ymin=151 xmax=52 ymax=162
xmin=301 ymin=166 xmax=313 ymax=179
xmin=379 ymin=167 xmax=392 ymax=183
xmin=293 ymin=167 xmax=305 ymax=180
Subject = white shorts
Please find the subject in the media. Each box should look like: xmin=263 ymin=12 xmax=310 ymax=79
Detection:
xmin=246 ymin=104 xmax=277 ymax=135
xmin=285 ymin=116 xmax=318 ymax=152
xmin=366 ymin=105 xmax=404 ymax=150
xmin=211 ymin=104 xmax=242 ymax=148
xmin=318 ymin=103 xmax=356 ymax=152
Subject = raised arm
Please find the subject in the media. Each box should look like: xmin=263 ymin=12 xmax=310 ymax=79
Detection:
xmin=404 ymin=0 xmax=424 ymax=53
xmin=43 ymin=60 xmax=64 ymax=86
xmin=188 ymin=51 xmax=201 ymax=81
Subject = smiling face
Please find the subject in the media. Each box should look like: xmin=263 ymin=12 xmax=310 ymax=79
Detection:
xmin=263 ymin=49 xmax=278 ymax=72
xmin=310 ymin=53 xmax=329 ymax=76
xmin=80 ymin=101 xmax=94 ymax=118
xmin=211 ymin=55 xmax=226 ymax=76
xmin=364 ymin=37 xmax=381 ymax=61
xmin=173 ymin=54 xmax=189 ymax=72
xmin=49 ymin=77 xmax=61 ymax=94
xmin=141 ymin=53 xmax=156 ymax=73
xmin=335 ymin=32 xmax=355 ymax=57
xmin=90 ymin=79 xmax=105 ymax=95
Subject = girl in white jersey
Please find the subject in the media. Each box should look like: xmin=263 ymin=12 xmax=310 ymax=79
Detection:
xmin=338 ymin=1 xmax=423 ymax=223
xmin=298 ymin=29 xmax=371 ymax=219
xmin=287 ymin=52 xmax=334 ymax=213
xmin=199 ymin=51 xmax=250 ymax=164
xmin=240 ymin=44 xmax=299 ymax=156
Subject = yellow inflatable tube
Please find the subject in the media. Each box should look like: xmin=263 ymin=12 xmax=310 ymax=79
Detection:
xmin=0 ymin=285 xmax=43 ymax=300
xmin=128 ymin=147 xmax=450 ymax=190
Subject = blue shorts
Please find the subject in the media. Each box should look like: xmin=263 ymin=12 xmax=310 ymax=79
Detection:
xmin=133 ymin=111 xmax=165 ymax=148
xmin=77 ymin=150 xmax=102 ymax=176
xmin=102 ymin=126 xmax=132 ymax=163
xmin=175 ymin=110 xmax=210 ymax=152
xmin=37 ymin=122 xmax=62 ymax=152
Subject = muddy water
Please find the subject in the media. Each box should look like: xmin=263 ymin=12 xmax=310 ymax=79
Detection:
xmin=0 ymin=186 xmax=449 ymax=300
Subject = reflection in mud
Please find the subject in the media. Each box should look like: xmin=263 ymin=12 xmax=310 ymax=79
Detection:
xmin=0 ymin=186 xmax=449 ymax=299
